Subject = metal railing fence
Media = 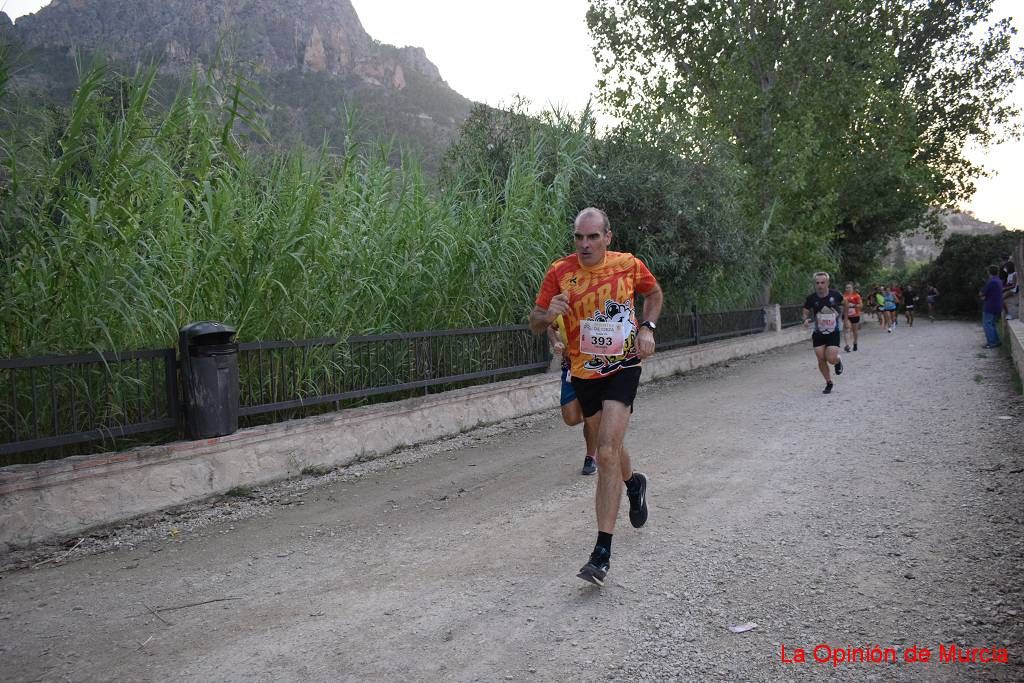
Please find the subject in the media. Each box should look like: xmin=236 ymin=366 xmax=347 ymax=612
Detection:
xmin=1 ymin=306 xmax=772 ymax=464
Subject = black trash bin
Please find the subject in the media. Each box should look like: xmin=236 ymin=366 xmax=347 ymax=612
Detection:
xmin=179 ymin=321 xmax=239 ymax=439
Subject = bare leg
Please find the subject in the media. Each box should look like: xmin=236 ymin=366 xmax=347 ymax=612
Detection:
xmin=815 ymin=346 xmax=830 ymax=382
xmin=851 ymin=322 xmax=859 ymax=346
xmin=618 ymin=446 xmax=633 ymax=482
xmin=592 ymin=401 xmax=632 ymax=533
xmin=583 ymin=418 xmax=597 ymax=456
xmin=561 ymin=400 xmax=582 ymax=427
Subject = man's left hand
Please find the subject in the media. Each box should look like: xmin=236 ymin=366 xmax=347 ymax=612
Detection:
xmin=637 ymin=327 xmax=656 ymax=359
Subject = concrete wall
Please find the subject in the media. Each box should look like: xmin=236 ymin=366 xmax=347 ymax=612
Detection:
xmin=1008 ymin=236 xmax=1023 ymax=382
xmin=1007 ymin=319 xmax=1024 ymax=385
xmin=0 ymin=322 xmax=809 ymax=553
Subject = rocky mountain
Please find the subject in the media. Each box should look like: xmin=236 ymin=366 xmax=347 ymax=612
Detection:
xmin=1 ymin=0 xmax=473 ymax=168
xmin=888 ymin=211 xmax=1009 ymax=266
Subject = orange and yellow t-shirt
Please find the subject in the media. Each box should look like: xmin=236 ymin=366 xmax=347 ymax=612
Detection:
xmin=535 ymin=251 xmax=658 ymax=380
xmin=844 ymin=292 xmax=862 ymax=318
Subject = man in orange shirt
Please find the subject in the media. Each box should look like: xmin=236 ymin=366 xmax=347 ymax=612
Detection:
xmin=529 ymin=207 xmax=664 ymax=585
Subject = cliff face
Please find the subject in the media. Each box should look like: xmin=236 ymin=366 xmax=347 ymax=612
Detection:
xmin=4 ymin=1 xmax=473 ymax=170
xmin=887 ymin=211 xmax=1009 ymax=266
xmin=10 ymin=0 xmax=443 ymax=91
xmin=0 ymin=11 xmax=13 ymax=40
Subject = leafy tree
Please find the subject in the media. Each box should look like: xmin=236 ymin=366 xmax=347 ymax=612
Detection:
xmin=443 ymin=104 xmax=767 ymax=309
xmin=572 ymin=125 xmax=758 ymax=308
xmin=586 ymin=0 xmax=1023 ymax=297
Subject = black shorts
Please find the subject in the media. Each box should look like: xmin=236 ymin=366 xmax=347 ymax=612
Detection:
xmin=848 ymin=316 xmax=861 ymax=324
xmin=570 ymin=367 xmax=642 ymax=418
xmin=812 ymin=331 xmax=841 ymax=348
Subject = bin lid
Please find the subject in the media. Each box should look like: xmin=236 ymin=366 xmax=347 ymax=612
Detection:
xmin=179 ymin=321 xmax=236 ymax=340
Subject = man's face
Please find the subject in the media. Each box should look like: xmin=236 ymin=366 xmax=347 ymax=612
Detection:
xmin=574 ymin=216 xmax=611 ymax=267
xmin=814 ymin=276 xmax=829 ymax=294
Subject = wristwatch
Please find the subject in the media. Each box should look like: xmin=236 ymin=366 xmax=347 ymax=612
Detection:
xmin=640 ymin=320 xmax=657 ymax=331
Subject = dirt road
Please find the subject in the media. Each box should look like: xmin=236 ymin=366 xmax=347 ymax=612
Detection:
xmin=2 ymin=321 xmax=1022 ymax=681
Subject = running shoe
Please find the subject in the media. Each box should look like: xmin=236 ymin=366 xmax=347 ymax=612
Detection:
xmin=834 ymin=358 xmax=843 ymax=375
xmin=844 ymin=344 xmax=850 ymax=352
xmin=823 ymin=382 xmax=834 ymax=394
xmin=626 ymin=473 xmax=648 ymax=528
xmin=581 ymin=455 xmax=597 ymax=476
xmin=853 ymin=343 xmax=858 ymax=351
xmin=577 ymin=547 xmax=610 ymax=586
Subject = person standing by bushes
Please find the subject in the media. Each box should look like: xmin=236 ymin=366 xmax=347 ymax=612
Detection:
xmin=980 ymin=265 xmax=1004 ymax=349
xmin=1003 ymin=259 xmax=1018 ymax=321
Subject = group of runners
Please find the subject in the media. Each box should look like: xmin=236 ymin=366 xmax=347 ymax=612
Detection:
xmin=798 ymin=279 xmax=939 ymax=394
xmin=862 ymin=282 xmax=939 ymax=332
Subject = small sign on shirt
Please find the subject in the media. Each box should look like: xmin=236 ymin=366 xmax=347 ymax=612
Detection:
xmin=580 ymin=319 xmax=625 ymax=355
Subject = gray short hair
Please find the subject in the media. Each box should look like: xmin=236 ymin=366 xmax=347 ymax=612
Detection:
xmin=813 ymin=271 xmax=830 ymax=283
xmin=575 ymin=207 xmax=610 ymax=233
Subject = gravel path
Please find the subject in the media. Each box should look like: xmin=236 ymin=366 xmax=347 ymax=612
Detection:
xmin=1 ymin=320 xmax=1022 ymax=682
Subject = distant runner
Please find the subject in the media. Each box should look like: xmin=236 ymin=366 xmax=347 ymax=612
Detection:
xmin=882 ymin=286 xmax=897 ymax=333
xmin=903 ymin=284 xmax=919 ymax=327
xmin=873 ymin=286 xmax=886 ymax=328
xmin=546 ymin=317 xmax=598 ymax=475
xmin=891 ymin=282 xmax=903 ymax=327
xmin=529 ymin=207 xmax=663 ymax=586
xmin=842 ymin=282 xmax=862 ymax=352
xmin=926 ymin=284 xmax=939 ymax=321
xmin=803 ymin=272 xmax=846 ymax=394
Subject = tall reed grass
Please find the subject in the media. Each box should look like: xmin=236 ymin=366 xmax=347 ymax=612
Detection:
xmin=0 ymin=63 xmax=589 ymax=356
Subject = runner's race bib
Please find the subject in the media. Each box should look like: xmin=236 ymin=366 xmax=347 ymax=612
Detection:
xmin=580 ymin=319 xmax=625 ymax=355
xmin=815 ymin=310 xmax=838 ymax=334
xmin=847 ymin=306 xmax=857 ymax=316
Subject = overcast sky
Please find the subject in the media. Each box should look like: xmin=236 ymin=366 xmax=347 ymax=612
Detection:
xmin=3 ymin=0 xmax=1022 ymax=228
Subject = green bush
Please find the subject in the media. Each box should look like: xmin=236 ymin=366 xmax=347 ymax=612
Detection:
xmin=920 ymin=233 xmax=1021 ymax=316
xmin=443 ymin=105 xmax=768 ymax=310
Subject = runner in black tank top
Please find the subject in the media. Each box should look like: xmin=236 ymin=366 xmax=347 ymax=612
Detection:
xmin=802 ymin=272 xmax=846 ymax=394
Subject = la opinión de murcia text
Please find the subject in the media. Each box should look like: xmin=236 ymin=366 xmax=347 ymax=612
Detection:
xmin=780 ymin=643 xmax=1009 ymax=667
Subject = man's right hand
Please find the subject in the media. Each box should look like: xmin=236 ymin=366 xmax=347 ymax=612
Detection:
xmin=546 ymin=292 xmax=570 ymax=321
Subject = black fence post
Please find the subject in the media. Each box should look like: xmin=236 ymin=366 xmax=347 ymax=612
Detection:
xmin=691 ymin=305 xmax=700 ymax=345
xmin=164 ymin=348 xmax=180 ymax=435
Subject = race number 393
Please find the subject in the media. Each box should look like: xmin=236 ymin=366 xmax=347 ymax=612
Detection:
xmin=580 ymin=320 xmax=625 ymax=355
